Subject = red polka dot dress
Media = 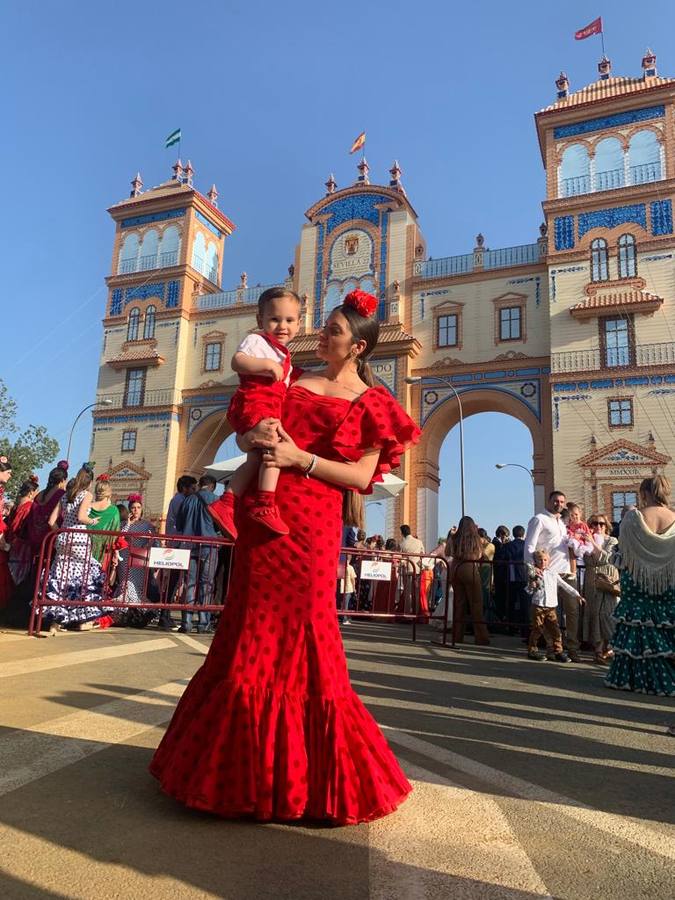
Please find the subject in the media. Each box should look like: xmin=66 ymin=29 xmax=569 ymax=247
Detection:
xmin=149 ymin=383 xmax=421 ymax=825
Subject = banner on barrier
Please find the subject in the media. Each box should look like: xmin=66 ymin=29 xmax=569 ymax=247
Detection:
xmin=360 ymin=560 xmax=392 ymax=581
xmin=149 ymin=547 xmax=191 ymax=570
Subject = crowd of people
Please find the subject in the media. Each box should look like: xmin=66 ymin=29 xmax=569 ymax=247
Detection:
xmin=0 ymin=458 xmax=231 ymax=635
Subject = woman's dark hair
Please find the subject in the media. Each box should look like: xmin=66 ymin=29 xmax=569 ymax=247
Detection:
xmin=0 ymin=457 xmax=12 ymax=472
xmin=447 ymin=516 xmax=482 ymax=561
xmin=336 ymin=302 xmax=380 ymax=387
xmin=257 ymin=286 xmax=302 ymax=319
xmin=43 ymin=466 xmax=68 ymax=494
xmin=66 ymin=466 xmax=94 ymax=503
xmin=356 ymin=529 xmax=366 ymax=542
xmin=385 ymin=538 xmax=399 ymax=551
xmin=342 ymin=492 xmax=364 ymax=530
xmin=17 ymin=479 xmax=38 ymax=500
xmin=477 ymin=527 xmax=489 ymax=540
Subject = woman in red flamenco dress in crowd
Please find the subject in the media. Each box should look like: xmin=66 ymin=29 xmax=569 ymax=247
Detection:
xmin=150 ymin=290 xmax=421 ymax=825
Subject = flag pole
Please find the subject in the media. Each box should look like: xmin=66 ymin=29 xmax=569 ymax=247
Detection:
xmin=600 ymin=27 xmax=605 ymax=57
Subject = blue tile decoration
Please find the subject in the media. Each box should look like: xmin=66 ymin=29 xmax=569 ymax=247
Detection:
xmin=552 ymin=394 xmax=592 ymax=430
xmin=650 ymin=200 xmax=673 ymax=235
xmin=553 ymin=373 xmax=675 ymax=393
xmin=319 ymin=193 xmax=391 ymax=235
xmin=578 ymin=204 xmax=646 ymax=238
xmin=643 ymin=253 xmax=673 ymax=261
xmin=313 ymin=223 xmax=325 ymax=329
xmin=554 ymin=216 xmax=574 ymax=250
xmin=420 ymin=373 xmax=544 ymax=424
xmin=506 ymin=275 xmax=542 ymax=306
xmin=120 ymin=208 xmax=185 ymax=229
xmin=94 ymin=412 xmax=180 ymax=424
xmin=125 ymin=282 xmax=165 ymax=303
xmin=166 ymin=280 xmax=180 ymax=308
xmin=195 ymin=210 xmax=222 ymax=239
xmin=378 ymin=211 xmax=388 ymax=320
xmin=109 ymin=280 xmax=182 ymax=313
xmin=549 ymin=265 xmax=586 ymax=301
xmin=553 ymin=105 xmax=665 ymax=140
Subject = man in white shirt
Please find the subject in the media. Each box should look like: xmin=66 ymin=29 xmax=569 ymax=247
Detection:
xmin=525 ymin=491 xmax=582 ymax=661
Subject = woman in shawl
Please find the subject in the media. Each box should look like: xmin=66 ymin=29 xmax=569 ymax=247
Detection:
xmin=0 ymin=456 xmax=14 ymax=610
xmin=605 ymin=476 xmax=675 ymax=696
xmin=88 ymin=476 xmax=120 ymax=565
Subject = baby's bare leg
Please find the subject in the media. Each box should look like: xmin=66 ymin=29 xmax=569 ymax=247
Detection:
xmin=258 ymin=463 xmax=280 ymax=493
xmin=228 ymin=452 xmax=261 ymax=497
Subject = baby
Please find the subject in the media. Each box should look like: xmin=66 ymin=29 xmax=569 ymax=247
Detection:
xmin=208 ymin=287 xmax=301 ymax=538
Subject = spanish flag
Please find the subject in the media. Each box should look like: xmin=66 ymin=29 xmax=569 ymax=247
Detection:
xmin=574 ymin=17 xmax=602 ymax=40
xmin=350 ymin=131 xmax=366 ymax=154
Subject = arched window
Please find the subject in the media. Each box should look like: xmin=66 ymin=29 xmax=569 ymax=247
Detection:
xmin=618 ymin=234 xmax=637 ymax=279
xmin=118 ymin=233 xmax=139 ymax=274
xmin=191 ymin=232 xmax=207 ymax=274
xmin=127 ymin=307 xmax=141 ymax=341
xmin=594 ymin=137 xmax=624 ymax=191
xmin=559 ymin=144 xmax=591 ymax=197
xmin=628 ymin=130 xmax=661 ymax=184
xmin=591 ymin=238 xmax=609 ymax=282
xmin=205 ymin=242 xmax=219 ymax=284
xmin=138 ymin=229 xmax=159 ymax=271
xmin=143 ymin=305 xmax=156 ymax=340
xmin=159 ymin=225 xmax=181 ymax=267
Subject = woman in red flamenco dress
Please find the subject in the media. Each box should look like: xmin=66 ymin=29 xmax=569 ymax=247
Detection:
xmin=150 ymin=291 xmax=421 ymax=825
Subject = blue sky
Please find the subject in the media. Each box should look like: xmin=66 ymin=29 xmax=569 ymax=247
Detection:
xmin=4 ymin=1 xmax=673 ymax=538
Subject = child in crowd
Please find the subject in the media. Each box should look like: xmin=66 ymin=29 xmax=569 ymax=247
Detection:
xmin=566 ymin=502 xmax=594 ymax=550
xmin=337 ymin=560 xmax=357 ymax=625
xmin=208 ymin=288 xmax=302 ymax=539
xmin=526 ymin=548 xmax=582 ymax=662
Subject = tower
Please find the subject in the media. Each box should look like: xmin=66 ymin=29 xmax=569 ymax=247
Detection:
xmin=93 ymin=163 xmax=235 ymax=518
xmin=536 ymin=51 xmax=674 ymax=519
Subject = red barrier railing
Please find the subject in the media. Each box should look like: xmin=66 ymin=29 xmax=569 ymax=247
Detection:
xmin=29 ymin=528 xmax=234 ymax=636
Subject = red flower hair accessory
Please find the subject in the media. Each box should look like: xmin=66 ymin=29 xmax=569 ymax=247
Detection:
xmin=97 ymin=473 xmax=110 ymax=482
xmin=28 ymin=474 xmax=39 ymax=487
xmin=57 ymin=460 xmax=69 ymax=471
xmin=344 ymin=289 xmax=378 ymax=318
xmin=127 ymin=493 xmax=143 ymax=504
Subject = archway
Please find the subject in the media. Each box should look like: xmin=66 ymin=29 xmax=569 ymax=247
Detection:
xmin=437 ymin=412 xmax=534 ymax=538
xmin=177 ymin=405 xmax=233 ymax=479
xmin=410 ymin=386 xmax=552 ymax=550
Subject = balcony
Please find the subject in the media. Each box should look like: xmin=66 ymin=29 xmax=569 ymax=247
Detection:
xmin=414 ymin=242 xmax=542 ymax=279
xmin=117 ymin=250 xmax=178 ymax=275
xmin=558 ymin=162 xmax=663 ymax=198
xmin=95 ymin=388 xmax=182 ymax=410
xmin=196 ymin=283 xmax=279 ymax=310
xmin=191 ymin=255 xmax=219 ymax=285
xmin=551 ymin=341 xmax=675 ymax=374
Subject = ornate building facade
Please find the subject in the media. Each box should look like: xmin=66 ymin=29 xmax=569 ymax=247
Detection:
xmin=93 ymin=54 xmax=675 ymax=549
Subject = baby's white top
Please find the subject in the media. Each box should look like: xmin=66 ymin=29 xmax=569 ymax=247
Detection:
xmin=237 ymin=333 xmax=291 ymax=386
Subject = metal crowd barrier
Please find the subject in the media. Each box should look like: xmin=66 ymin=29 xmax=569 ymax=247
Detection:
xmin=28 ymin=527 xmax=234 ymax=636
xmin=336 ymin=547 xmax=452 ymax=645
xmin=27 ymin=531 xmax=453 ymax=645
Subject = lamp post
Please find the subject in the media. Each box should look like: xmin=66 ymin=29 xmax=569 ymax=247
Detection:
xmin=406 ymin=375 xmax=465 ymax=519
xmin=66 ymin=400 xmax=113 ymax=463
xmin=495 ymin=462 xmax=535 ymax=483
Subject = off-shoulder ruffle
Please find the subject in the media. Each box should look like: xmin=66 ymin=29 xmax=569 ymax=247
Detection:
xmin=332 ymin=387 xmax=421 ymax=494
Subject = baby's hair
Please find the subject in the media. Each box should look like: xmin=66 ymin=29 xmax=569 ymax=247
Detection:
xmin=567 ymin=501 xmax=582 ymax=512
xmin=257 ymin=286 xmax=302 ymax=318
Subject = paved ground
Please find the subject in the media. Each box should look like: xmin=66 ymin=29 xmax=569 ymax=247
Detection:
xmin=0 ymin=621 xmax=673 ymax=899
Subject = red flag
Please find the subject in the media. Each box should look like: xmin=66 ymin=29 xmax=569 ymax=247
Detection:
xmin=575 ymin=17 xmax=602 ymax=40
xmin=350 ymin=131 xmax=366 ymax=154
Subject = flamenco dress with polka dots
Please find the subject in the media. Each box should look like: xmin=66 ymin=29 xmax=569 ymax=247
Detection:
xmin=150 ymin=383 xmax=420 ymax=824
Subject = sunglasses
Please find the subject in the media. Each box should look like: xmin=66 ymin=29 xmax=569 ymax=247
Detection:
xmin=588 ymin=520 xmax=607 ymax=527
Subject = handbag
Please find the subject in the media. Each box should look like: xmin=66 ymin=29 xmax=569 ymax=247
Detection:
xmin=594 ymin=572 xmax=621 ymax=596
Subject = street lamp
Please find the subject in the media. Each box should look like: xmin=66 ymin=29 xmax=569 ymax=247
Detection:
xmin=406 ymin=375 xmax=465 ymax=519
xmin=495 ymin=462 xmax=535 ymax=483
xmin=66 ymin=400 xmax=113 ymax=463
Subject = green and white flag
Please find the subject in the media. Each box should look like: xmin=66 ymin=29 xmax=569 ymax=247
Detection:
xmin=165 ymin=128 xmax=181 ymax=149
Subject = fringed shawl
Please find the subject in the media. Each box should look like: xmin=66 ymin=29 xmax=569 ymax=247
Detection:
xmin=618 ymin=509 xmax=675 ymax=596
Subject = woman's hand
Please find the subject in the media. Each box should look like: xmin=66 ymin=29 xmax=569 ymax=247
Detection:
xmin=237 ymin=418 xmax=281 ymax=453
xmin=261 ymin=424 xmax=309 ymax=470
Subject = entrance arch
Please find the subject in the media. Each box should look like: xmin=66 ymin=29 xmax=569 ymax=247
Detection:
xmin=410 ymin=386 xmax=552 ymax=549
xmin=177 ymin=405 xmax=234 ymax=477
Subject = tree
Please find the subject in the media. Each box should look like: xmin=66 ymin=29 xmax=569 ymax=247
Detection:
xmin=0 ymin=379 xmax=60 ymax=498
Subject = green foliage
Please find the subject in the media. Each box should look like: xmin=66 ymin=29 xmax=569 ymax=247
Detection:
xmin=0 ymin=379 xmax=60 ymax=498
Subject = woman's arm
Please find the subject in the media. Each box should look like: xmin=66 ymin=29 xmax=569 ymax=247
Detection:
xmin=77 ymin=491 xmax=95 ymax=525
xmin=232 ymin=352 xmax=284 ymax=381
xmin=263 ymin=425 xmax=380 ymax=492
xmin=48 ymin=501 xmax=62 ymax=529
